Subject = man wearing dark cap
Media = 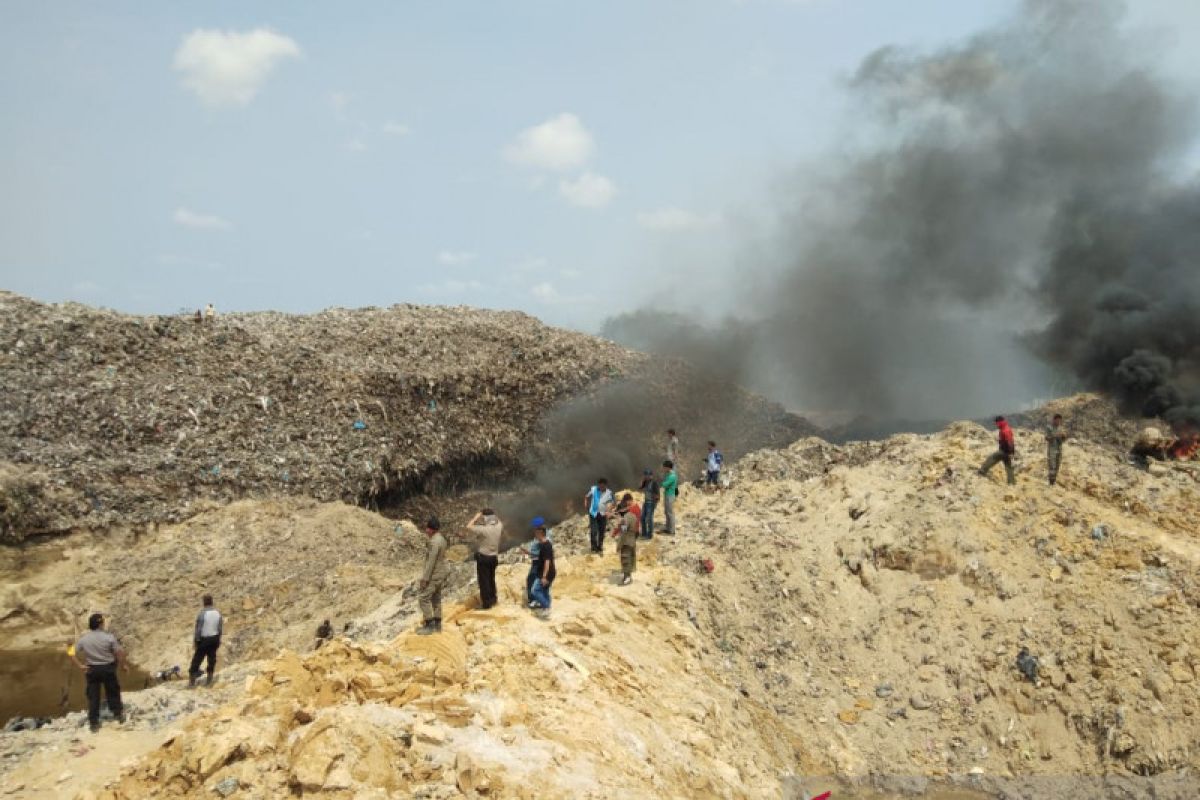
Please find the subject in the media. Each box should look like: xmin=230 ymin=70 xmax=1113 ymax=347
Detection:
xmin=72 ymin=613 xmax=127 ymax=733
xmin=416 ymin=516 xmax=449 ymax=635
xmin=638 ymin=468 xmax=660 ymax=540
xmin=466 ymin=508 xmax=503 ymax=609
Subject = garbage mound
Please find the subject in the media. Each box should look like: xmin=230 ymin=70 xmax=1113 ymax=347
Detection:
xmin=0 ymin=292 xmax=811 ymax=542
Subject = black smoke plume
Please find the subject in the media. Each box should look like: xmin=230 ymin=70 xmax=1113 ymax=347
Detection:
xmin=606 ymin=0 xmax=1200 ymax=427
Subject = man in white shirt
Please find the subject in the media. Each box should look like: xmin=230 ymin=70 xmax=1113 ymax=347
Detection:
xmin=189 ymin=594 xmax=223 ymax=687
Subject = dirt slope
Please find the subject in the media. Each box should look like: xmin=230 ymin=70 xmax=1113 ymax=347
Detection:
xmin=9 ymin=417 xmax=1190 ymax=796
xmin=3 ymin=415 xmax=1194 ymax=799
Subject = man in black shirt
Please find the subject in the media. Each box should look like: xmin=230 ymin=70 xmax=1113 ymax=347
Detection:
xmin=528 ymin=519 xmax=555 ymax=612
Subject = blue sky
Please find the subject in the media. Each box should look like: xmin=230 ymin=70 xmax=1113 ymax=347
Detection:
xmin=2 ymin=0 xmax=1197 ymax=330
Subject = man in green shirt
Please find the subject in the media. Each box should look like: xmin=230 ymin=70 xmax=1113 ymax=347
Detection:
xmin=660 ymin=460 xmax=678 ymax=535
xmin=416 ymin=517 xmax=449 ymax=635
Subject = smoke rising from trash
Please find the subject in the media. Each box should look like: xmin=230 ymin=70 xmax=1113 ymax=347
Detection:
xmin=605 ymin=0 xmax=1200 ymax=427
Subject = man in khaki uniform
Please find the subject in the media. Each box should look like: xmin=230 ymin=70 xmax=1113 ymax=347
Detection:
xmin=417 ymin=517 xmax=449 ymax=635
xmin=615 ymin=494 xmax=640 ymax=586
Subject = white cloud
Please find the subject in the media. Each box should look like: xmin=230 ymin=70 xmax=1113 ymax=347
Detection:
xmin=504 ymin=113 xmax=595 ymax=172
xmin=636 ymin=207 xmax=721 ymax=232
xmin=346 ymin=137 xmax=367 ymax=153
xmin=173 ymin=28 xmax=300 ymax=107
xmin=382 ymin=121 xmax=411 ymax=136
xmin=173 ymin=207 xmax=233 ymax=231
xmin=437 ymin=250 xmax=477 ymax=266
xmin=531 ymin=282 xmax=561 ymax=302
xmin=559 ymin=172 xmax=617 ymax=208
xmin=559 ymin=267 xmax=582 ymax=279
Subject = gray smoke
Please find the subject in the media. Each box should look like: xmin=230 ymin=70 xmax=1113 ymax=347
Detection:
xmin=606 ymin=0 xmax=1200 ymax=426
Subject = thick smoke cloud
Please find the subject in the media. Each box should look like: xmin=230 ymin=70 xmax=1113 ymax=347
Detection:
xmin=606 ymin=0 xmax=1200 ymax=426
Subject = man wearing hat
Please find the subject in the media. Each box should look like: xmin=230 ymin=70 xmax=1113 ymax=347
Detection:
xmin=638 ymin=468 xmax=660 ymax=540
xmin=72 ymin=613 xmax=128 ymax=732
xmin=521 ymin=516 xmax=551 ymax=604
xmin=416 ymin=516 xmax=449 ymax=635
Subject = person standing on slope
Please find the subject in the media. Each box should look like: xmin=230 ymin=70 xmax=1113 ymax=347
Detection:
xmin=72 ymin=613 xmax=127 ymax=733
xmin=528 ymin=519 xmax=556 ymax=613
xmin=521 ymin=517 xmax=551 ymax=604
xmin=705 ymin=441 xmax=724 ymax=491
xmin=1045 ymin=413 xmax=1068 ymax=486
xmin=638 ymin=468 xmax=660 ymax=540
xmin=188 ymin=594 xmax=223 ymax=687
xmin=978 ymin=416 xmax=1017 ymax=485
xmin=666 ymin=429 xmax=681 ymax=464
xmin=584 ymin=478 xmax=614 ymax=554
xmin=466 ymin=508 xmax=503 ymax=609
xmin=416 ymin=517 xmax=449 ymax=635
xmin=660 ymin=460 xmax=678 ymax=535
xmin=614 ymin=494 xmax=640 ymax=586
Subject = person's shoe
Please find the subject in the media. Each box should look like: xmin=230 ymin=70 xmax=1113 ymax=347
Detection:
xmin=528 ymin=600 xmax=539 ymax=608
xmin=89 ymin=721 xmax=101 ymax=733
xmin=116 ymin=711 xmax=127 ymax=724
xmin=188 ymin=675 xmax=197 ymax=688
xmin=204 ymin=675 xmax=214 ymax=687
xmin=415 ymin=619 xmax=437 ymax=636
xmin=433 ymin=618 xmax=442 ymax=633
xmin=620 ymin=574 xmax=632 ymax=586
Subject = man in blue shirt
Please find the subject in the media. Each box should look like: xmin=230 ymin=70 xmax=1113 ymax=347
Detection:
xmin=706 ymin=441 xmax=724 ymax=491
xmin=583 ymin=478 xmax=613 ymax=554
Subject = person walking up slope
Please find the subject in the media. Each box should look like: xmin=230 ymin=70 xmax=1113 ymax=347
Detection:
xmin=1045 ymin=413 xmax=1068 ymax=486
xmin=188 ymin=594 xmax=223 ymax=687
xmin=416 ymin=517 xmax=449 ymax=635
xmin=978 ymin=416 xmax=1017 ymax=485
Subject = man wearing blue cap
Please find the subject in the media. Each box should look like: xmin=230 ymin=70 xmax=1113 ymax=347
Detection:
xmin=521 ymin=516 xmax=549 ymax=604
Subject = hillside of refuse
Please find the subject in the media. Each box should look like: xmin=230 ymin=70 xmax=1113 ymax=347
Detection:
xmin=0 ymin=292 xmax=813 ymax=542
xmin=4 ymin=400 xmax=1198 ymax=799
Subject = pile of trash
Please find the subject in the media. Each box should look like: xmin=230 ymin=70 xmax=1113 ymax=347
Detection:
xmin=0 ymin=292 xmax=809 ymax=542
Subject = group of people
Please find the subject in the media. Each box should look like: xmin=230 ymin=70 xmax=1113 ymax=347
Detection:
xmin=73 ymin=595 xmax=223 ymax=732
xmin=977 ymin=413 xmax=1068 ymax=486
xmin=413 ymin=429 xmax=721 ymax=632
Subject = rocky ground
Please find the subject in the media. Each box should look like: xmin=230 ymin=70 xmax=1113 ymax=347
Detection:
xmin=0 ymin=292 xmax=812 ymax=541
xmin=2 ymin=408 xmax=1197 ymax=798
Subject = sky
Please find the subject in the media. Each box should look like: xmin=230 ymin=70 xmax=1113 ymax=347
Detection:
xmin=2 ymin=0 xmax=1199 ymax=331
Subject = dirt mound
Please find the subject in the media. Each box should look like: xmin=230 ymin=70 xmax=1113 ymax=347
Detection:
xmin=6 ymin=413 xmax=1199 ymax=798
xmin=0 ymin=292 xmax=812 ymax=542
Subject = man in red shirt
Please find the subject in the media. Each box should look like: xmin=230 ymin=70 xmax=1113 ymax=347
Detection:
xmin=978 ymin=416 xmax=1016 ymax=485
